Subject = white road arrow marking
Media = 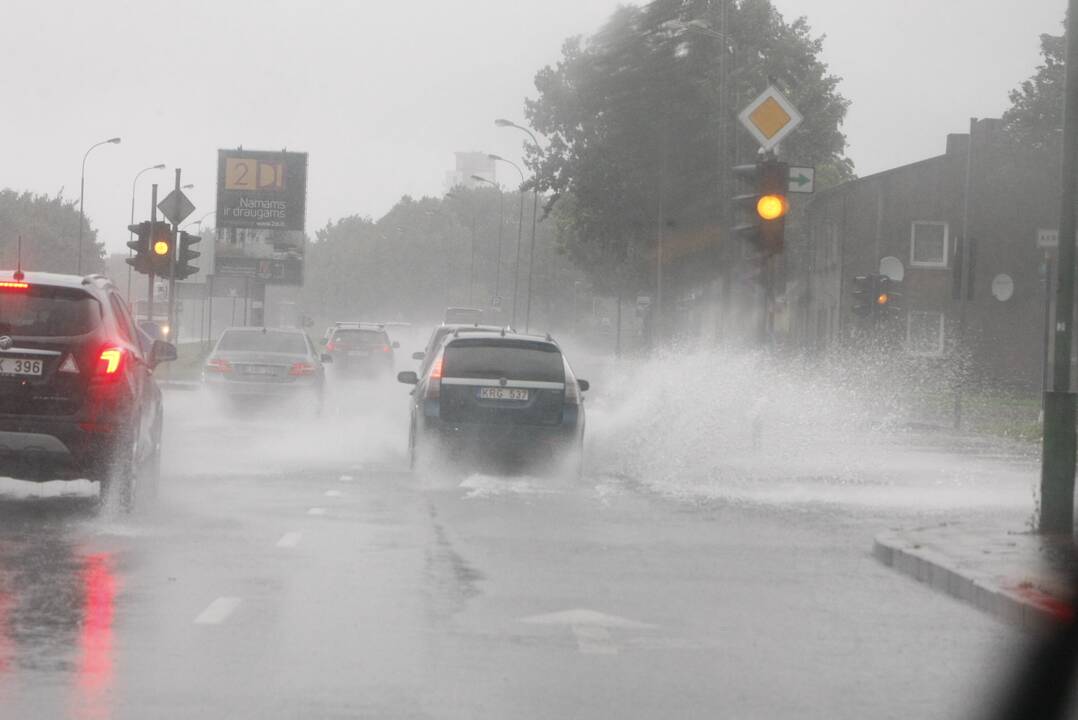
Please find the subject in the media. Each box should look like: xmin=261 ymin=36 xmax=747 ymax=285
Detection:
xmin=520 ymin=609 xmax=655 ymax=655
xmin=276 ymin=532 xmax=302 ymax=548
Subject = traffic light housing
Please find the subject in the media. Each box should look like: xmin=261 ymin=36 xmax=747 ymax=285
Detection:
xmin=126 ymin=221 xmax=152 ymax=274
xmin=852 ymin=273 xmax=902 ymax=320
xmin=733 ymin=158 xmax=789 ymax=257
xmin=174 ymin=231 xmax=202 ymax=280
xmin=149 ymin=224 xmax=172 ymax=276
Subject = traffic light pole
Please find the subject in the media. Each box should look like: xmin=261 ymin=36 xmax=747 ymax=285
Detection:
xmin=167 ymin=169 xmax=181 ymax=342
xmin=1041 ymin=0 xmax=1078 ymax=535
xmin=147 ymin=184 xmax=158 ymax=325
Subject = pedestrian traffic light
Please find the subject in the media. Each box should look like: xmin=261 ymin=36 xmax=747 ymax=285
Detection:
xmin=174 ymin=231 xmax=202 ymax=280
xmin=149 ymin=224 xmax=173 ymax=276
xmin=126 ymin=221 xmax=152 ymax=274
xmin=733 ymin=158 xmax=789 ymax=257
xmin=852 ymin=273 xmax=902 ymax=320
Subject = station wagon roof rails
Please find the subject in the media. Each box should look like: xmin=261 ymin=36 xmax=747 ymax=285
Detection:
xmin=81 ymin=274 xmax=109 ymax=286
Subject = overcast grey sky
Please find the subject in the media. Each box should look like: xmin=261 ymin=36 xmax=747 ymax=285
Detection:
xmin=0 ymin=0 xmax=1064 ymax=255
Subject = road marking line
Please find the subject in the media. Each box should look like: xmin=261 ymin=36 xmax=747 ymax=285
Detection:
xmin=572 ymin=625 xmax=619 ymax=655
xmin=325 ymin=489 xmax=343 ymax=497
xmin=276 ymin=532 xmax=302 ymax=548
xmin=307 ymin=507 xmax=327 ymax=516
xmin=194 ymin=597 xmax=241 ymax=625
xmin=339 ymin=475 xmax=353 ymax=482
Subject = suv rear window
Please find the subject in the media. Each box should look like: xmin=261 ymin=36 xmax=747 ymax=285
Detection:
xmin=332 ymin=329 xmax=387 ymax=345
xmin=217 ymin=330 xmax=308 ymax=354
xmin=443 ymin=340 xmax=564 ymax=383
xmin=0 ymin=286 xmax=101 ymax=336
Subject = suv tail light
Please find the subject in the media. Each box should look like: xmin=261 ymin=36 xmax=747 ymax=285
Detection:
xmin=382 ymin=345 xmax=391 ymax=353
xmin=564 ymin=376 xmax=581 ymax=406
xmin=205 ymin=358 xmax=232 ymax=373
xmin=326 ymin=341 xmax=338 ymax=351
xmin=289 ymin=361 xmax=317 ymax=376
xmin=0 ymin=281 xmax=29 ymax=291
xmin=426 ymin=355 xmax=443 ymax=400
xmin=93 ymin=347 xmax=125 ymax=380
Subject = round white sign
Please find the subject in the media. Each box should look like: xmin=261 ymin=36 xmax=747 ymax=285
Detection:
xmin=991 ymin=273 xmax=1014 ymax=302
xmin=879 ymin=256 xmax=905 ymax=282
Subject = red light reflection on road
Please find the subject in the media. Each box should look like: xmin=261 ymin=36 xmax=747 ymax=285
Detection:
xmin=0 ymin=586 xmax=11 ymax=676
xmin=74 ymin=553 xmax=116 ymax=720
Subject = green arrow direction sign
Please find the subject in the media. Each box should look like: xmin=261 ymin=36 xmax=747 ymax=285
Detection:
xmin=787 ymin=166 xmax=815 ymax=194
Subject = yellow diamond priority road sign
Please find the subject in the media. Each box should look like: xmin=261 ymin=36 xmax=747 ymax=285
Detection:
xmin=738 ymin=85 xmax=803 ymax=151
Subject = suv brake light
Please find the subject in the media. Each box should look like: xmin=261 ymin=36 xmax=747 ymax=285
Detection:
xmin=0 ymin=281 xmax=29 ymax=291
xmin=426 ymin=355 xmax=443 ymax=400
xmin=94 ymin=347 xmax=125 ymax=379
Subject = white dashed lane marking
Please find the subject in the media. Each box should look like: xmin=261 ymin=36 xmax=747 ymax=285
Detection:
xmin=194 ymin=597 xmax=242 ymax=625
xmin=276 ymin=532 xmax=302 ymax=548
xmin=307 ymin=507 xmax=327 ymax=516
xmin=325 ymin=490 xmax=343 ymax=498
xmin=339 ymin=475 xmax=353 ymax=482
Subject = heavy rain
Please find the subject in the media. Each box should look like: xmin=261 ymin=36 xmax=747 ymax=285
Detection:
xmin=0 ymin=1 xmax=1073 ymax=718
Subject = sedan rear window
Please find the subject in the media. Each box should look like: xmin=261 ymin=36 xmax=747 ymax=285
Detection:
xmin=444 ymin=340 xmax=564 ymax=383
xmin=332 ymin=329 xmax=387 ymax=345
xmin=217 ymin=330 xmax=308 ymax=355
xmin=0 ymin=286 xmax=101 ymax=336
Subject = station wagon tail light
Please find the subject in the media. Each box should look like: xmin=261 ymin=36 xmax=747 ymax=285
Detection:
xmin=326 ymin=341 xmax=336 ymax=351
xmin=426 ymin=355 xmax=443 ymax=400
xmin=95 ymin=347 xmax=125 ymax=378
xmin=0 ymin=281 xmax=29 ymax=291
xmin=289 ymin=361 xmax=317 ymax=376
xmin=564 ymin=375 xmax=581 ymax=406
xmin=205 ymin=358 xmax=232 ymax=373
xmin=382 ymin=344 xmax=391 ymax=353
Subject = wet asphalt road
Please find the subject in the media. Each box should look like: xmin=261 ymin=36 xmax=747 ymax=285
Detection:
xmin=0 ymin=378 xmax=1030 ymax=719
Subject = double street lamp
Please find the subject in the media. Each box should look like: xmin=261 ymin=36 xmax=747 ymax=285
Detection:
xmin=494 ymin=119 xmax=542 ymax=331
xmin=487 ymin=154 xmax=525 ymax=327
xmin=78 ymin=136 xmax=121 ymax=274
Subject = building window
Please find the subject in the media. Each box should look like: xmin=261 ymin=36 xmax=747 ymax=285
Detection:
xmin=907 ymin=311 xmax=945 ymax=356
xmin=910 ymin=221 xmax=949 ymax=268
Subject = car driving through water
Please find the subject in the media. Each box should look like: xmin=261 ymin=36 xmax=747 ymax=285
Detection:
xmin=0 ymin=271 xmax=176 ymax=510
xmin=202 ymin=326 xmax=329 ymax=414
xmin=398 ymin=328 xmax=588 ymax=478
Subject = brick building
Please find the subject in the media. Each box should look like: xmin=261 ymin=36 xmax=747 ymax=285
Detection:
xmin=785 ymin=119 xmax=1060 ymax=389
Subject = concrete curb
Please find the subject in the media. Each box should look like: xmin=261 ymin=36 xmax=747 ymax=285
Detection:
xmin=873 ymin=531 xmax=1070 ymax=632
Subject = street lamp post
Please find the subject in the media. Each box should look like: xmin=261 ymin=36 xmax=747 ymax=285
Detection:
xmin=495 ymin=119 xmax=543 ymax=331
xmin=128 ymin=163 xmax=166 ymax=302
xmin=472 ymin=174 xmax=504 ymax=313
xmin=488 ymin=155 xmax=525 ymax=327
xmin=78 ymin=136 xmax=121 ymax=274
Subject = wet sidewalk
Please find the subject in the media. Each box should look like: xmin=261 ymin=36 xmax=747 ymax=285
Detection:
xmin=874 ymin=523 xmax=1076 ymax=630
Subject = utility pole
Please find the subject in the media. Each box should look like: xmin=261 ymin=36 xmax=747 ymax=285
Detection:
xmin=167 ymin=169 xmax=181 ymax=341
xmin=1041 ymin=0 xmax=1078 ymax=535
xmin=148 ymin=184 xmax=158 ymax=324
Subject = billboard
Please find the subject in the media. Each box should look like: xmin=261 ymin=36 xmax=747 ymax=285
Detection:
xmin=216 ymin=149 xmax=308 ymax=231
xmin=215 ymin=149 xmax=308 ymax=286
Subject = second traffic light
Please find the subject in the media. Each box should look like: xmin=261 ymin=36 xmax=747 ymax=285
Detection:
xmin=852 ymin=273 xmax=902 ymax=319
xmin=174 ymin=231 xmax=202 ymax=280
xmin=126 ymin=221 xmax=173 ymax=276
xmin=733 ymin=158 xmax=789 ymax=257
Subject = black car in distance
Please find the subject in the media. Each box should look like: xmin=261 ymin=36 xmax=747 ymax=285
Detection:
xmin=324 ymin=322 xmax=398 ymax=377
xmin=0 ymin=271 xmax=177 ymax=510
xmin=398 ymin=329 xmax=588 ymax=479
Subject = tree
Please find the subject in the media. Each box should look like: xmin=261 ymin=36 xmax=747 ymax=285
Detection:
xmin=1003 ymin=26 xmax=1065 ymax=153
xmin=525 ymin=0 xmax=853 ymax=300
xmin=0 ymin=189 xmax=104 ymax=273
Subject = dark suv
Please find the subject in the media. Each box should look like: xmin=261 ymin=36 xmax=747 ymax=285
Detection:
xmin=398 ymin=329 xmax=588 ymax=478
xmin=323 ymin=323 xmax=398 ymax=377
xmin=0 ymin=271 xmax=176 ymax=509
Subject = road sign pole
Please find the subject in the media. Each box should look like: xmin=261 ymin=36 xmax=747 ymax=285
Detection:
xmin=167 ymin=169 xmax=181 ymax=342
xmin=148 ymin=184 xmax=159 ymax=324
xmin=1041 ymin=0 xmax=1078 ymax=535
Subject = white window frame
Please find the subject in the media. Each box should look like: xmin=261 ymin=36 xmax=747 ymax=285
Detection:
xmin=906 ymin=311 xmax=946 ymax=357
xmin=909 ymin=221 xmax=949 ymax=268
